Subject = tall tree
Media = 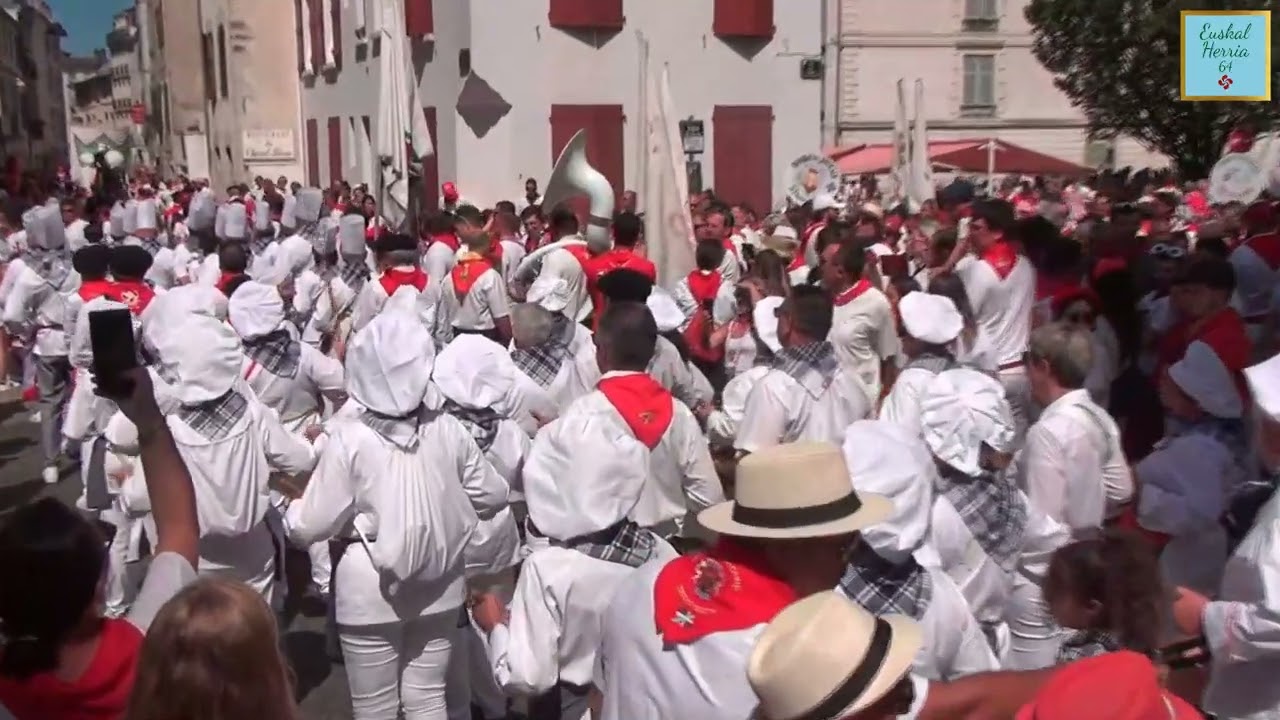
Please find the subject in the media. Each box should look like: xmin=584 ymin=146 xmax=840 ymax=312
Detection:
xmin=1025 ymin=0 xmax=1279 ymax=177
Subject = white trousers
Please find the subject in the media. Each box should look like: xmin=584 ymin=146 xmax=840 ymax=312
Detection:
xmin=1003 ymin=572 xmax=1063 ymax=670
xmin=998 ymin=367 xmax=1033 ymax=445
xmin=340 ymin=609 xmax=459 ymax=720
xmin=101 ymin=507 xmax=146 ymax=616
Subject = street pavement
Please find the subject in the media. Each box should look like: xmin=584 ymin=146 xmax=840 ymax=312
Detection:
xmin=0 ymin=399 xmax=354 ymax=720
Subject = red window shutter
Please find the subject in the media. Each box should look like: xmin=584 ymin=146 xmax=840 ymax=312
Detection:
xmin=420 ymin=107 xmax=439 ymax=213
xmin=327 ymin=116 xmax=342 ymax=185
xmin=549 ymin=105 xmax=625 ymax=218
xmin=713 ymin=0 xmax=774 ymax=38
xmin=405 ymin=0 xmax=434 ymax=37
xmin=306 ymin=118 xmax=320 ymax=186
xmin=712 ymin=106 xmax=773 ymax=215
xmin=309 ymin=0 xmax=324 ymax=72
xmin=331 ymin=0 xmax=342 ymax=70
xmin=294 ymin=0 xmax=305 ymax=75
xmin=548 ymin=0 xmax=624 ymax=31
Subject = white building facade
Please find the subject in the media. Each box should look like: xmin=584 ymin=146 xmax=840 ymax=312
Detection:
xmin=299 ymin=0 xmax=824 ymax=212
xmin=835 ymin=0 xmax=1166 ymax=169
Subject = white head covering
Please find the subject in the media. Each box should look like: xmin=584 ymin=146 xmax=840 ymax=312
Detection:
xmin=899 ymin=292 xmax=963 ymax=345
xmin=109 ymin=202 xmax=126 ymax=237
xmin=338 ymin=214 xmax=365 ymax=256
xmin=523 ymin=413 xmax=647 ymax=540
xmin=919 ymin=368 xmax=1017 ymax=476
xmin=346 ymin=309 xmax=435 ymax=417
xmin=840 ymin=420 xmax=934 ymax=563
xmin=34 ymin=206 xmax=66 ymax=251
xmin=187 ymin=190 xmax=216 ymax=231
xmin=753 ymin=296 xmax=784 ymax=353
xmin=312 ymin=217 xmax=338 ymax=254
xmin=432 ymin=334 xmax=521 ymax=416
xmin=1169 ymin=340 xmax=1243 ymax=419
xmin=149 ymin=313 xmax=243 ymax=405
xmin=294 ymin=188 xmax=324 ymax=224
xmin=135 ymin=198 xmax=158 ymax=231
xmin=526 ymin=276 xmax=571 ymax=314
xmin=223 ymin=203 xmax=248 ymax=240
xmin=1246 ymin=352 xmax=1280 ymax=422
xmin=141 ymin=284 xmax=229 ymax=348
xmin=122 ymin=199 xmax=139 ymax=235
xmin=281 ymin=194 xmax=298 ymax=228
xmin=254 ymin=203 xmax=272 ymax=232
xmin=227 ymin=281 xmax=284 ymax=341
xmin=647 ymin=288 xmax=685 ymax=333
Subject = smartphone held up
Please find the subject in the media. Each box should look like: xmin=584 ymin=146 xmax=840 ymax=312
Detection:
xmin=88 ymin=307 xmax=140 ymax=398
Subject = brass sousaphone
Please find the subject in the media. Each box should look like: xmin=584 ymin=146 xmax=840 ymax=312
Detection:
xmin=541 ymin=130 xmax=616 ymax=250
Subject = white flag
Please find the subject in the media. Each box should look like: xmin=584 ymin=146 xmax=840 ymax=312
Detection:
xmin=640 ymin=38 xmax=695 ymax=288
xmin=908 ymin=78 xmax=934 ymax=211
xmin=345 ymin=117 xmax=360 ymax=183
xmin=891 ymin=78 xmax=910 ymax=204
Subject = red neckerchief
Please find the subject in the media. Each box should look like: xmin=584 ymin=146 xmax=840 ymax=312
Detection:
xmin=565 ymin=243 xmax=592 ymax=271
xmin=586 ymin=249 xmax=657 ymax=284
xmin=980 ymin=241 xmax=1018 ymax=280
xmin=686 ymin=270 xmax=722 ymax=304
xmin=365 ymin=223 xmax=383 ymax=242
xmin=107 ymin=280 xmax=155 ymax=316
xmin=653 ymin=539 xmax=797 ymax=645
xmin=432 ymin=232 xmax=460 ymax=253
xmin=596 ymin=373 xmax=674 ymax=449
xmin=791 ymin=221 xmax=826 ymax=270
xmin=1242 ymin=232 xmax=1280 ymax=270
xmin=450 ymin=255 xmax=494 ymax=296
xmin=215 ymin=271 xmax=239 ymax=295
xmin=77 ymin=279 xmax=113 ymax=302
xmin=833 ymin=278 xmax=872 ymax=307
xmin=379 ymin=267 xmax=428 ymax=297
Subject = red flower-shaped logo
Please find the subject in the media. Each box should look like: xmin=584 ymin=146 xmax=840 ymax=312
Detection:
xmin=1220 ymin=74 xmax=1234 ymax=90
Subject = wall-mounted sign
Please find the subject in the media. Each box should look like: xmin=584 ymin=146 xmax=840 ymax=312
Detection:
xmin=242 ymin=129 xmax=296 ymax=162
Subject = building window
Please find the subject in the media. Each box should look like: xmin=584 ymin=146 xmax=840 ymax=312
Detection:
xmin=548 ymin=0 xmax=623 ymax=32
xmin=962 ymin=0 xmax=998 ymax=31
xmin=961 ymin=54 xmax=996 ymax=116
xmin=216 ymin=24 xmax=229 ymax=99
xmin=202 ymin=31 xmax=215 ymax=103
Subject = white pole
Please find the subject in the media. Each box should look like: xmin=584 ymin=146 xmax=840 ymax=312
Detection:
xmin=986 ymin=138 xmax=996 ymax=190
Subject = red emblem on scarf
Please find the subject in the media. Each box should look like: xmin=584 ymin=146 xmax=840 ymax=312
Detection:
xmin=653 ymin=540 xmax=797 ymax=645
xmin=833 ymin=278 xmax=872 ymax=307
xmin=77 ymin=279 xmax=113 ymax=302
xmin=107 ymin=280 xmax=155 ymax=316
xmin=597 ymin=374 xmax=674 ymax=449
xmin=450 ymin=256 xmax=493 ymax=296
xmin=379 ymin=267 xmax=429 ymax=297
xmin=980 ymin=241 xmax=1018 ymax=280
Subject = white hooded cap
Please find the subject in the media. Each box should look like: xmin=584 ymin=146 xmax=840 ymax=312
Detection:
xmin=840 ymin=420 xmax=934 ymax=564
xmin=432 ymin=334 xmax=520 ymax=416
xmin=294 ymin=188 xmax=324 ymax=224
xmin=109 ymin=203 xmax=126 ymax=237
xmin=346 ymin=309 xmax=436 ymax=417
xmin=338 ymin=214 xmax=366 ymax=256
xmin=223 ymin=203 xmax=248 ymax=240
xmin=141 ymin=284 xmax=229 ymax=345
xmin=523 ymin=412 xmax=647 ymax=540
xmin=919 ymin=368 xmax=1017 ymax=476
xmin=1169 ymin=340 xmax=1243 ymax=419
xmin=149 ymin=313 xmax=243 ymax=405
xmin=646 ymin=288 xmax=685 ymax=333
xmin=135 ymin=198 xmax=158 ymax=231
xmin=281 ymin=195 xmax=298 ymax=227
xmin=227 ymin=281 xmax=285 ymax=341
xmin=899 ymin=292 xmax=963 ymax=345
xmin=34 ymin=206 xmax=66 ymax=251
xmin=122 ymin=200 xmax=139 ymax=235
xmin=312 ymin=217 xmax=338 ymax=255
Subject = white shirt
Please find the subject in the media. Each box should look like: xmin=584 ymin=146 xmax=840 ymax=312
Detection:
xmin=958 ymin=252 xmax=1036 ymax=367
xmin=195 ymin=253 xmax=220 ymax=287
xmin=513 ymin=326 xmax=600 ymax=414
xmin=538 ymin=245 xmax=592 ymax=323
xmin=310 ymin=274 xmax=359 ymax=341
xmin=441 ymin=266 xmax=510 ymax=331
xmin=829 ymin=286 xmax=901 ymax=398
xmin=241 ymin=342 xmax=345 ymax=431
xmin=499 ymin=238 xmax=527 ymax=287
xmin=423 ymin=241 xmax=458 ymax=284
xmin=879 ymin=365 xmax=941 ymax=437
xmin=286 ymin=412 xmax=509 ymax=626
xmin=706 ymin=366 xmax=768 ymax=447
xmin=146 ymin=246 xmax=178 ymax=290
xmin=1018 ymin=389 xmax=1133 ymax=532
xmin=2 ymin=263 xmax=79 ymax=356
xmin=734 ymin=355 xmax=874 ymax=452
xmin=649 ymin=335 xmax=708 ymax=409
xmin=488 ymin=542 xmax=679 ymax=694
xmin=349 ymin=267 xmax=445 ymax=344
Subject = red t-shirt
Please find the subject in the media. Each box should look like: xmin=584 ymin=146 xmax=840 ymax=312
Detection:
xmin=582 ymin=248 xmax=657 ymax=318
xmin=0 ymin=619 xmax=144 ymax=720
xmin=1158 ymin=306 xmax=1252 ymax=404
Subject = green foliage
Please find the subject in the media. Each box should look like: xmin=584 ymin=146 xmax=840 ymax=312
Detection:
xmin=1025 ymin=0 xmax=1279 ymax=177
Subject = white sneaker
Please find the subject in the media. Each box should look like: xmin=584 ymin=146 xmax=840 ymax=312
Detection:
xmin=41 ymin=466 xmax=58 ymax=484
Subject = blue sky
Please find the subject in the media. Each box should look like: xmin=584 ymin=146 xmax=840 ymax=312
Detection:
xmin=49 ymin=0 xmax=132 ymax=55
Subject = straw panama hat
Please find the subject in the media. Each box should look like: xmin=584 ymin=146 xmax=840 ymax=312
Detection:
xmin=748 ymin=591 xmax=922 ymax=720
xmin=697 ymin=442 xmax=891 ymax=539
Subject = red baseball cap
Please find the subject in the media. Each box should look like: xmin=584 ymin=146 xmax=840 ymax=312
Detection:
xmin=442 ymin=182 xmax=459 ymax=202
xmin=1015 ymin=652 xmax=1203 ymax=720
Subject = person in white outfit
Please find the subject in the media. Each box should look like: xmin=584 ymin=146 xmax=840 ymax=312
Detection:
xmin=285 ymin=310 xmax=509 ymax=720
xmin=837 ymin=420 xmax=1000 ymax=680
xmin=879 ymin=291 xmax=966 ymax=436
xmin=509 ymin=298 xmax=597 ymax=415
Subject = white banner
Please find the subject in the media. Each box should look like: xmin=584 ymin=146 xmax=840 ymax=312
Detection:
xmin=639 ymin=35 xmax=695 ymax=288
xmin=908 ymin=79 xmax=935 ymax=210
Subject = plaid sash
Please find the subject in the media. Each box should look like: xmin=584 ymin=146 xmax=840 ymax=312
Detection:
xmin=249 ymin=232 xmax=273 ymax=256
xmin=242 ymin=329 xmax=301 ymax=378
xmin=512 ymin=313 xmax=575 ymax=388
xmin=178 ymin=391 xmax=249 ymax=441
xmin=771 ymin=340 xmax=839 ymax=398
xmin=537 ymin=519 xmax=657 ymax=568
xmin=903 ymin=352 xmax=958 ymax=375
xmin=839 ymin=543 xmax=933 ymax=620
xmin=1056 ymin=630 xmax=1121 ymax=663
xmin=340 ymin=257 xmax=370 ymax=295
xmin=935 ymin=465 xmax=1028 ymax=572
xmin=442 ymin=399 xmax=500 ymax=452
xmin=139 ymin=235 xmax=165 ymax=257
xmin=32 ymin=249 xmax=73 ymax=289
xmin=360 ymin=406 xmax=424 ymax=451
